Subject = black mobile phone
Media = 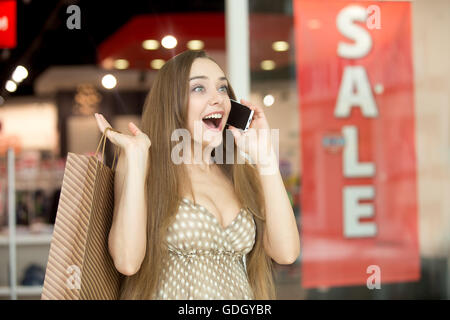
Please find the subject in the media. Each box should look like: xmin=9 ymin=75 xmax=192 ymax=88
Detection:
xmin=225 ymin=99 xmax=254 ymax=132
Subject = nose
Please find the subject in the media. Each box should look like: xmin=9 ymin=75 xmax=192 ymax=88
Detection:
xmin=208 ymin=89 xmax=223 ymax=106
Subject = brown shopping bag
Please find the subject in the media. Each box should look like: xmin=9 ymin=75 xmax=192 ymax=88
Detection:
xmin=41 ymin=127 xmax=124 ymax=300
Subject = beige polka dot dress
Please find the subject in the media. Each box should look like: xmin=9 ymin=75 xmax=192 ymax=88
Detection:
xmin=152 ymin=197 xmax=256 ymax=300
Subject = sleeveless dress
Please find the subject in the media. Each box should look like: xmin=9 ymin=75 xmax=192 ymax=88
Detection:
xmin=152 ymin=197 xmax=256 ymax=300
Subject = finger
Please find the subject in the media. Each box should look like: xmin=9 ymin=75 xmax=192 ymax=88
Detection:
xmin=95 ymin=114 xmax=122 ymax=145
xmin=240 ymin=99 xmax=264 ymax=119
xmin=99 ymin=115 xmax=120 ymax=140
xmin=128 ymin=122 xmax=151 ymax=148
xmin=95 ymin=113 xmax=113 ymax=134
xmin=239 ymin=99 xmax=260 ymax=119
xmin=241 ymin=98 xmax=264 ymax=112
xmin=94 ymin=113 xmax=104 ymax=131
xmin=128 ymin=122 xmax=142 ymax=136
xmin=95 ymin=114 xmax=110 ymax=135
xmin=239 ymin=99 xmax=254 ymax=110
xmin=228 ymin=125 xmax=242 ymax=140
xmin=94 ymin=113 xmax=103 ymax=131
xmin=128 ymin=122 xmax=137 ymax=135
xmin=99 ymin=114 xmax=113 ymax=131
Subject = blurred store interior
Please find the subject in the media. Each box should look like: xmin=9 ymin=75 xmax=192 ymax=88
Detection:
xmin=0 ymin=0 xmax=449 ymax=299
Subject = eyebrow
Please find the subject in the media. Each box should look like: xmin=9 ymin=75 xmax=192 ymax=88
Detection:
xmin=189 ymin=76 xmax=228 ymax=81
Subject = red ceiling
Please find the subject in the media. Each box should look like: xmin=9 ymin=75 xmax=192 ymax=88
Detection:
xmin=97 ymin=12 xmax=293 ymax=71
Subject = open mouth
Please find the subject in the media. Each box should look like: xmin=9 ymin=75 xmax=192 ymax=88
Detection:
xmin=202 ymin=113 xmax=223 ymax=130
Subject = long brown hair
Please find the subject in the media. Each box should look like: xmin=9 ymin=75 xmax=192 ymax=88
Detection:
xmin=119 ymin=50 xmax=276 ymax=300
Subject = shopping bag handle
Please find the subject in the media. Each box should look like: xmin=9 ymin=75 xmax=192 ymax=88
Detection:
xmin=95 ymin=127 xmax=121 ymax=170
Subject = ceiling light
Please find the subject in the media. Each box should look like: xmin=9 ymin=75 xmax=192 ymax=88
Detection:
xmin=272 ymin=41 xmax=289 ymax=52
xmin=263 ymin=94 xmax=275 ymax=107
xmin=114 ymin=59 xmax=129 ymax=70
xmin=261 ymin=60 xmax=276 ymax=71
xmin=142 ymin=39 xmax=159 ymax=50
xmin=12 ymin=65 xmax=28 ymax=83
xmin=150 ymin=59 xmax=165 ymax=70
xmin=5 ymin=80 xmax=17 ymax=92
xmin=187 ymin=40 xmax=204 ymax=50
xmin=161 ymin=35 xmax=177 ymax=49
xmin=101 ymin=74 xmax=117 ymax=89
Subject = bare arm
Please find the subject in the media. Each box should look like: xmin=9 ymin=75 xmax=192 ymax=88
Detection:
xmin=227 ymin=99 xmax=300 ymax=265
xmin=108 ymin=147 xmax=149 ymax=276
xmin=94 ymin=113 xmax=151 ymax=276
xmin=258 ymin=148 xmax=300 ymax=265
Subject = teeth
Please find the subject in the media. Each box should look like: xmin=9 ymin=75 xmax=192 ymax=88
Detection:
xmin=203 ymin=113 xmax=222 ymax=119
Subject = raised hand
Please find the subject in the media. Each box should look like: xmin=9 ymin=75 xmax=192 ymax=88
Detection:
xmin=227 ymin=99 xmax=273 ymax=163
xmin=94 ymin=113 xmax=151 ymax=156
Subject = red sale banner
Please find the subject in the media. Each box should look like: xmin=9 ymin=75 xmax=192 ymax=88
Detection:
xmin=0 ymin=0 xmax=16 ymax=48
xmin=294 ymin=0 xmax=420 ymax=288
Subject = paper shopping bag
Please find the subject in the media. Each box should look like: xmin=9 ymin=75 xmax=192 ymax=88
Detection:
xmin=41 ymin=127 xmax=124 ymax=299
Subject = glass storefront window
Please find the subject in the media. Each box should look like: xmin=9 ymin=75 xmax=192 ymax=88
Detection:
xmin=249 ymin=0 xmax=450 ymax=299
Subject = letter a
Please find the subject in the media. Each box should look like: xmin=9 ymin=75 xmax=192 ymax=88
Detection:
xmin=366 ymin=265 xmax=381 ymax=289
xmin=66 ymin=5 xmax=81 ymax=30
xmin=334 ymin=66 xmax=378 ymax=118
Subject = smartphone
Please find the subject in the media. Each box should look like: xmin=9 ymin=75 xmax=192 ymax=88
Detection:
xmin=225 ymin=99 xmax=254 ymax=132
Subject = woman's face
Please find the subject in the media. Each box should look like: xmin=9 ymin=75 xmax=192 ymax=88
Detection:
xmin=187 ymin=57 xmax=231 ymax=149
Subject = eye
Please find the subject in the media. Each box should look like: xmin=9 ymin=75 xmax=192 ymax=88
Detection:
xmin=219 ymin=85 xmax=229 ymax=93
xmin=192 ymin=85 xmax=204 ymax=92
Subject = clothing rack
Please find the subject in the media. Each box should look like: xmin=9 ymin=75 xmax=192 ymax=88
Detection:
xmin=0 ymin=147 xmax=54 ymax=300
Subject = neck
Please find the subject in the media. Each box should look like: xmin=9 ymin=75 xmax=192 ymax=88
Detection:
xmin=188 ymin=140 xmax=216 ymax=173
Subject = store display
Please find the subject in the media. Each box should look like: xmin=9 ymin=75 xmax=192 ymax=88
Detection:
xmin=33 ymin=189 xmax=50 ymax=223
xmin=0 ymin=151 xmax=64 ymax=230
xmin=41 ymin=128 xmax=123 ymax=300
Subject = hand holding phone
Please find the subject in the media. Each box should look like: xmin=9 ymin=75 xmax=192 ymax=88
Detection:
xmin=225 ymin=99 xmax=254 ymax=132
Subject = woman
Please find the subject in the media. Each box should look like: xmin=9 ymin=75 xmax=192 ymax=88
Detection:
xmin=94 ymin=50 xmax=300 ymax=300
